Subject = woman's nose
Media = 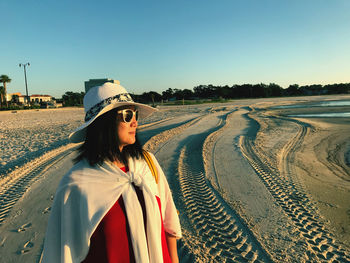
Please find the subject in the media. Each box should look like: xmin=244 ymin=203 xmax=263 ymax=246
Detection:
xmin=130 ymin=116 xmax=137 ymax=127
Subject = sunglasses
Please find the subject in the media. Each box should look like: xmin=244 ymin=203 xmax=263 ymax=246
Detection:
xmin=117 ymin=109 xmax=139 ymax=123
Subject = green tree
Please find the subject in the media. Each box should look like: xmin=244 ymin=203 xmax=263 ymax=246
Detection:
xmin=136 ymin=91 xmax=161 ymax=104
xmin=173 ymin=89 xmax=184 ymax=100
xmin=286 ymin=84 xmax=301 ymax=96
xmin=182 ymin=89 xmax=194 ymax=100
xmin=11 ymin=94 xmax=19 ymax=104
xmin=62 ymin=91 xmax=85 ymax=106
xmin=162 ymin=88 xmax=174 ymax=101
xmin=267 ymin=83 xmax=283 ymax=97
xmin=0 ymin=86 xmax=4 ymax=107
xmin=0 ymin=75 xmax=11 ymax=107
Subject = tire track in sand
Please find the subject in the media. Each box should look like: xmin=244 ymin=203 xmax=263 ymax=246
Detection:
xmin=142 ymin=115 xmax=206 ymax=262
xmin=176 ymin=111 xmax=272 ymax=262
xmin=0 ymin=144 xmax=77 ymax=225
xmin=144 ymin=115 xmax=204 ymax=153
xmin=240 ymin=114 xmax=350 ymax=262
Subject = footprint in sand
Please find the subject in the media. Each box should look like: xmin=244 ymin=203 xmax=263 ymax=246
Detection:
xmin=17 ymin=222 xmax=32 ymax=232
xmin=0 ymin=236 xmax=6 ymax=247
xmin=15 ymin=209 xmax=23 ymax=216
xmin=18 ymin=241 xmax=34 ymax=254
xmin=42 ymin=207 xmax=51 ymax=214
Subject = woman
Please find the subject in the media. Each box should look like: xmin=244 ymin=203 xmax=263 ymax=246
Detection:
xmin=42 ymin=82 xmax=182 ymax=263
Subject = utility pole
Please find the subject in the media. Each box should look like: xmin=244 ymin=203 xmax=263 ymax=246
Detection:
xmin=19 ymin=63 xmax=30 ymax=105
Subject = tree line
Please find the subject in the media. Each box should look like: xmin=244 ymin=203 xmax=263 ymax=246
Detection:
xmin=60 ymin=82 xmax=350 ymax=106
xmin=2 ymin=74 xmax=349 ymax=108
xmin=131 ymin=83 xmax=350 ymax=104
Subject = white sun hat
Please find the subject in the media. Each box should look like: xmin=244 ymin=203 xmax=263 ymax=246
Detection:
xmin=69 ymin=82 xmax=157 ymax=143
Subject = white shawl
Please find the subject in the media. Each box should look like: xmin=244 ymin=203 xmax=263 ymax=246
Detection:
xmin=42 ymin=153 xmax=181 ymax=263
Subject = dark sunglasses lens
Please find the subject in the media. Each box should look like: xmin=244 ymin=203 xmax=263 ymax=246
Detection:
xmin=124 ymin=110 xmax=133 ymax=122
xmin=135 ymin=110 xmax=139 ymax=121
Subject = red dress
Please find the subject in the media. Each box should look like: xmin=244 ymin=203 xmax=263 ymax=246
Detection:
xmin=82 ymin=167 xmax=172 ymax=263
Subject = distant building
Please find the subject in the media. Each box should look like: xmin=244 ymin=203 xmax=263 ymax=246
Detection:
xmin=18 ymin=95 xmax=28 ymax=104
xmin=30 ymin=94 xmax=52 ymax=103
xmin=7 ymin=92 xmax=27 ymax=104
xmin=84 ymin=78 xmax=120 ymax=93
xmin=6 ymin=92 xmax=21 ymax=102
xmin=8 ymin=92 xmax=53 ymax=104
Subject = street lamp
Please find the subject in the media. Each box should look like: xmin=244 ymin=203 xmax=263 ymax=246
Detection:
xmin=19 ymin=63 xmax=30 ymax=105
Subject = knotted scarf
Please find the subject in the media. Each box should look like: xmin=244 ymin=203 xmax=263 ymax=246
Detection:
xmin=42 ymin=153 xmax=176 ymax=263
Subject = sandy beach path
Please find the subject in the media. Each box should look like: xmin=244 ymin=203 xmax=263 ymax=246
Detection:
xmin=153 ymin=106 xmax=272 ymax=262
xmin=0 ymin=146 xmax=77 ymax=262
xmin=1 ymin=97 xmax=350 ymax=262
xmin=292 ymin=117 xmax=350 ymax=246
xmin=0 ymin=144 xmax=77 ymax=225
xmin=203 ymin=107 xmax=299 ymax=261
xmin=138 ymin=113 xmax=201 ymax=145
xmin=240 ymin=109 xmax=350 ymax=262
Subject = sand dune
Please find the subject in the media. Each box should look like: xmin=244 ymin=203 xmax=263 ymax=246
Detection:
xmin=0 ymin=95 xmax=350 ymax=262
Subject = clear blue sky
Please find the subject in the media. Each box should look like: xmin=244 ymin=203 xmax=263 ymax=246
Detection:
xmin=1 ymin=0 xmax=350 ymax=98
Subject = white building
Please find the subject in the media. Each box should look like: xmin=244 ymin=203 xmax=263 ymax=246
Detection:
xmin=8 ymin=92 xmax=53 ymax=104
xmin=30 ymin=94 xmax=52 ymax=103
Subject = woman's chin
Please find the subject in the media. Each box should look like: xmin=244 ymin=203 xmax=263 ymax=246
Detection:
xmin=126 ymin=140 xmax=136 ymax=146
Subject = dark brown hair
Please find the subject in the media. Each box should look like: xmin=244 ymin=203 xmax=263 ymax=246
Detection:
xmin=74 ymin=107 xmax=143 ymax=166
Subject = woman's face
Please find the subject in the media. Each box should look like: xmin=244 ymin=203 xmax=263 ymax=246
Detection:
xmin=117 ymin=106 xmax=138 ymax=151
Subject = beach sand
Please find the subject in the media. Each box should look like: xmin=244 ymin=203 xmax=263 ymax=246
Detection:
xmin=0 ymin=95 xmax=350 ymax=262
xmin=260 ymin=103 xmax=350 ymax=247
